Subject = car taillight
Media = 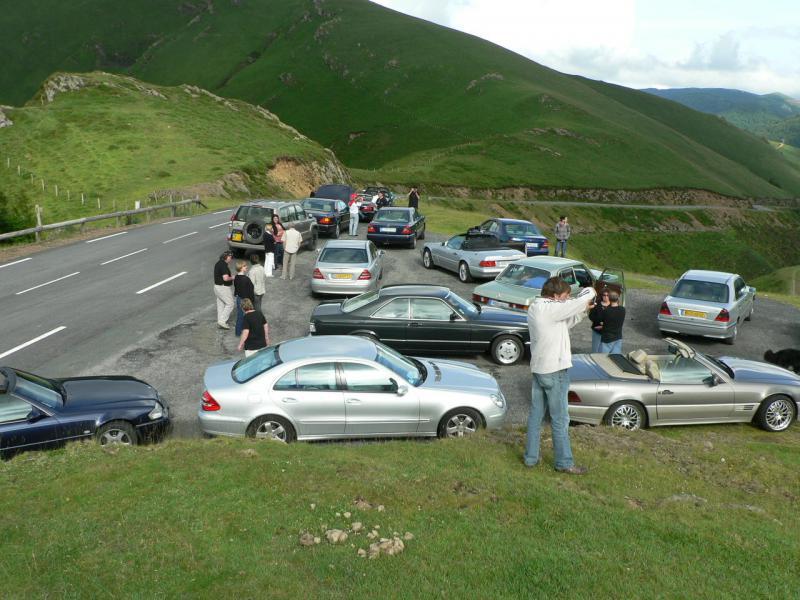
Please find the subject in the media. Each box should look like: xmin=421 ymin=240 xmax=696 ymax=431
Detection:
xmin=358 ymin=269 xmax=372 ymax=280
xmin=542 ymin=240 xmax=549 ymax=248
xmin=473 ymin=294 xmax=487 ymax=303
xmin=715 ymin=308 xmax=730 ymax=322
xmin=479 ymin=260 xmax=496 ymax=267
xmin=230 ymin=213 xmax=237 ymax=221
xmin=401 ymin=227 xmax=412 ymax=234
xmin=319 ymin=217 xmax=332 ymax=224
xmin=364 ymin=205 xmax=375 ymax=211
xmin=201 ymin=391 xmax=220 ymax=411
xmin=313 ymin=268 xmax=324 ymax=279
xmin=368 ymin=225 xmax=377 ymax=233
xmin=510 ymin=303 xmax=529 ymax=311
xmin=568 ymin=391 xmax=581 ymax=403
xmin=659 ymin=302 xmax=671 ymax=316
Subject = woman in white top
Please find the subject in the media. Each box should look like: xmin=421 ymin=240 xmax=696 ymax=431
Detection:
xmin=348 ymin=198 xmax=360 ymax=236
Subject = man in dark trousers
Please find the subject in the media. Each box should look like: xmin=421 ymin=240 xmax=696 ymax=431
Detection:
xmin=407 ymin=186 xmax=420 ymax=210
xmin=213 ymin=251 xmax=235 ymax=329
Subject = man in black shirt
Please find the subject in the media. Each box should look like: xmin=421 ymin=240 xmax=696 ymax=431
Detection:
xmin=213 ymin=251 xmax=235 ymax=329
xmin=598 ymin=291 xmax=625 ymax=354
xmin=407 ymin=186 xmax=420 ymax=209
xmin=237 ymin=298 xmax=270 ymax=357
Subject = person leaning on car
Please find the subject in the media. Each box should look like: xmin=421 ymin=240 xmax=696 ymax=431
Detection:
xmin=525 ymin=277 xmax=596 ymax=474
xmin=213 ymin=251 xmax=235 ymax=330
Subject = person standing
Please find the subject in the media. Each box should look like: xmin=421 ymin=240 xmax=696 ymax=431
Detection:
xmin=233 ymin=260 xmax=255 ymax=336
xmin=248 ymin=254 xmax=267 ymax=312
xmin=376 ymin=191 xmax=389 ymax=208
xmin=213 ymin=251 xmax=235 ymax=330
xmin=598 ymin=291 xmax=625 ymax=354
xmin=525 ymin=277 xmax=596 ymax=474
xmin=237 ymin=298 xmax=270 ymax=357
xmin=348 ymin=196 xmax=360 ymax=236
xmin=407 ymin=186 xmax=420 ymax=210
xmin=262 ymin=226 xmax=275 ymax=278
xmin=281 ymin=226 xmax=303 ymax=280
xmin=588 ymin=289 xmax=611 ymax=352
xmin=554 ymin=216 xmax=571 ymax=258
xmin=271 ymin=214 xmax=286 ymax=269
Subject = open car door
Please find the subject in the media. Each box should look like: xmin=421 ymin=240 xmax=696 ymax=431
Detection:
xmin=595 ymin=268 xmax=625 ymax=306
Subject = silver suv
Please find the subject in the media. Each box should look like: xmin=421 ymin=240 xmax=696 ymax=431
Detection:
xmin=227 ymin=200 xmax=318 ymax=255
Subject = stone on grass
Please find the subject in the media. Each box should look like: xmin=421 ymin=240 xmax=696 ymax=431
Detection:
xmin=343 ymin=511 xmax=352 ymax=519
xmin=368 ymin=537 xmax=405 ymax=559
xmin=299 ymin=532 xmax=316 ymax=547
xmin=351 ymin=522 xmax=364 ymax=533
xmin=403 ymin=532 xmax=414 ymax=541
xmin=325 ymin=529 xmax=349 ymax=544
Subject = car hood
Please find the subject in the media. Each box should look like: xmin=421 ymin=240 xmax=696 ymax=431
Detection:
xmin=418 ymin=358 xmax=499 ymax=395
xmin=57 ymin=376 xmax=160 ymax=409
xmin=474 ymin=281 xmax=539 ymax=304
xmin=473 ymin=306 xmax=528 ymax=327
xmin=718 ymin=357 xmax=800 ymax=384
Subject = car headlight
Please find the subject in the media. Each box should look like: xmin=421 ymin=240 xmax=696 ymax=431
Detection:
xmin=148 ymin=402 xmax=165 ymax=420
xmin=490 ymin=393 xmax=505 ymax=408
xmin=309 ymin=322 xmax=316 ymax=333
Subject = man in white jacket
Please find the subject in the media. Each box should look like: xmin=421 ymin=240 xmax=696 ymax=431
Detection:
xmin=525 ymin=277 xmax=596 ymax=474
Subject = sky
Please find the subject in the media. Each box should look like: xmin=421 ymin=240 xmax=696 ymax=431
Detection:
xmin=371 ymin=0 xmax=800 ymax=98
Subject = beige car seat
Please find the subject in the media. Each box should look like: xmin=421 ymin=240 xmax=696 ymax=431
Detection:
xmin=627 ymin=349 xmax=649 ymax=375
xmin=644 ymin=360 xmax=661 ymax=381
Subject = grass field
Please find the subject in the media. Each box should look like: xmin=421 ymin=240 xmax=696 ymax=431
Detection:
xmin=2 ymin=427 xmax=798 ymax=598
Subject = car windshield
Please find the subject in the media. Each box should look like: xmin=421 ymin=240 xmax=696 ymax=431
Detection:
xmin=319 ymin=247 xmax=368 ymax=264
xmin=232 ymin=346 xmax=282 ymax=383
xmin=374 ymin=210 xmax=409 ymax=222
xmin=497 ymin=264 xmax=550 ymax=288
xmin=12 ymin=370 xmax=62 ymax=409
xmin=303 ymin=199 xmax=337 ymax=212
xmin=342 ymin=290 xmax=379 ymax=313
xmin=235 ymin=205 xmax=274 ymax=222
xmin=504 ymin=222 xmax=541 ymax=236
xmin=374 ymin=343 xmax=425 ymax=386
xmin=446 ymin=291 xmax=479 ymax=317
xmin=672 ymin=279 xmax=729 ymax=303
xmin=703 ymin=354 xmax=735 ymax=379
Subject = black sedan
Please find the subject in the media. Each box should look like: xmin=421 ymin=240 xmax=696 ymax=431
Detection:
xmin=367 ymin=207 xmax=426 ymax=248
xmin=477 ymin=218 xmax=549 ymax=256
xmin=308 ymin=284 xmax=529 ymax=365
xmin=301 ymin=198 xmax=351 ymax=238
xmin=0 ymin=367 xmax=170 ymax=457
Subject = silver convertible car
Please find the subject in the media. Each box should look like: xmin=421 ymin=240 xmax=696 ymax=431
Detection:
xmin=199 ymin=336 xmax=507 ymax=441
xmin=567 ymin=338 xmax=798 ymax=432
xmin=421 ymin=231 xmax=525 ymax=283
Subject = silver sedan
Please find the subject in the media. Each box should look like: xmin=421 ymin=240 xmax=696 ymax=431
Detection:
xmin=311 ymin=240 xmax=384 ymax=296
xmin=567 ymin=338 xmax=798 ymax=432
xmin=422 ymin=232 xmax=525 ymax=283
xmin=199 ymin=335 xmax=507 ymax=441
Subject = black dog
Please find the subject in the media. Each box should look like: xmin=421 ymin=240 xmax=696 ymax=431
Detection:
xmin=764 ymin=349 xmax=800 ymax=373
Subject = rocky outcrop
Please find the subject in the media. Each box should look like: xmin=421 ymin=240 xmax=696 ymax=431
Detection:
xmin=266 ymin=156 xmax=351 ymax=197
xmin=39 ymin=74 xmax=87 ymax=103
xmin=0 ymin=107 xmax=12 ymax=128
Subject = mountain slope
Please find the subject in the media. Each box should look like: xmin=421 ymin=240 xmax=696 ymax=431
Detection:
xmin=2 ymin=0 xmax=800 ymax=197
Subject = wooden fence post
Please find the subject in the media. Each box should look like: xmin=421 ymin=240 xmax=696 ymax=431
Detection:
xmin=35 ymin=205 xmax=42 ymax=242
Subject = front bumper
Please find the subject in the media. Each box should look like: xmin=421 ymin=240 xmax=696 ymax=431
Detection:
xmin=136 ymin=416 xmax=172 ymax=442
xmin=657 ymin=315 xmax=735 ymax=339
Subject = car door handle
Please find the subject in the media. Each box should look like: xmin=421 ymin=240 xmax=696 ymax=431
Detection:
xmin=409 ymin=322 xmax=422 ymax=327
xmin=281 ymin=397 xmax=299 ymax=403
xmin=659 ymin=390 xmax=673 ymax=395
xmin=345 ymin=398 xmax=361 ymax=404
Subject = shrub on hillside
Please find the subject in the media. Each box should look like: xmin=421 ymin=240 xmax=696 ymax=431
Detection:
xmin=0 ymin=190 xmax=35 ymax=234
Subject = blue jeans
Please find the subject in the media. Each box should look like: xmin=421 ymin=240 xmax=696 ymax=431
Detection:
xmin=591 ymin=330 xmax=602 ymax=353
xmin=555 ymin=240 xmax=567 ymax=257
xmin=525 ymin=370 xmax=573 ymax=469
xmin=235 ymin=297 xmax=244 ymax=336
xmin=274 ymin=242 xmax=284 ymax=267
xmin=349 ymin=215 xmax=359 ymax=235
xmin=599 ymin=339 xmax=623 ymax=354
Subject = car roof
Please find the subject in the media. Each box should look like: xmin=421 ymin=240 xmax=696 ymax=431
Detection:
xmin=495 ymin=218 xmax=536 ymax=225
xmin=278 ymin=336 xmax=376 ymax=362
xmin=239 ymin=199 xmax=295 ymax=209
xmin=378 ymin=284 xmax=450 ymax=299
xmin=513 ymin=256 xmax=582 ymax=269
xmin=378 ymin=206 xmax=411 ymax=212
xmin=680 ymin=270 xmax=736 ymax=284
xmin=321 ymin=239 xmax=370 ymax=249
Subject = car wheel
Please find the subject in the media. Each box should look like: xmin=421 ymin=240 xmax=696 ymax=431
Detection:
xmin=491 ymin=334 xmax=524 ymax=365
xmin=422 ymin=249 xmax=434 ymax=269
xmin=247 ymin=415 xmax=296 ymax=443
xmin=437 ymin=408 xmax=482 ymax=439
xmin=458 ymin=261 xmax=473 ymax=283
xmin=333 ymin=222 xmax=340 ymax=239
xmin=755 ymin=395 xmax=796 ymax=432
xmin=724 ymin=324 xmax=737 ymax=345
xmin=97 ymin=421 xmax=138 ymax=446
xmin=409 ymin=235 xmax=417 ymax=249
xmin=604 ymin=401 xmax=646 ymax=431
xmin=243 ymin=219 xmax=266 ymax=244
xmin=306 ymin=230 xmax=318 ymax=251
xmin=419 ymin=227 xmax=425 ymax=240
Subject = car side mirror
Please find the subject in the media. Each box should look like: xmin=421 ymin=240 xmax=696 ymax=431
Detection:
xmin=449 ymin=312 xmax=458 ymax=321
xmin=706 ymin=375 xmax=722 ymax=387
xmin=440 ymin=242 xmax=445 ymax=246
xmin=396 ymin=383 xmax=408 ymax=396
xmin=27 ymin=407 xmax=46 ymax=422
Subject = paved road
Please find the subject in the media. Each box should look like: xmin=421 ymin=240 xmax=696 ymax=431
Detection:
xmin=2 ymin=214 xmax=799 ymax=437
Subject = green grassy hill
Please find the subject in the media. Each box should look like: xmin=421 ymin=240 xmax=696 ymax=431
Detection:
xmin=2 ymin=0 xmax=800 ymax=197
xmin=0 ymin=72 xmax=343 ymax=229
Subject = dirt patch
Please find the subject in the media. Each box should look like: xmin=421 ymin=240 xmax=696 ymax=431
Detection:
xmin=266 ymin=157 xmax=350 ymax=197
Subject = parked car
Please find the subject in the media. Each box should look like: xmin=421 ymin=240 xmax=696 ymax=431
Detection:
xmin=658 ymin=270 xmax=755 ymax=345
xmin=472 ymin=256 xmax=624 ymax=312
xmin=228 ymin=200 xmax=318 ymax=255
xmin=422 ymin=231 xmax=526 ymax=283
xmin=0 ymin=367 xmax=170 ymax=457
xmin=199 ymin=335 xmax=507 ymax=441
xmin=367 ymin=207 xmax=426 ymax=248
xmin=362 ymin=187 xmax=395 ymax=206
xmin=301 ymin=198 xmax=350 ymax=239
xmin=314 ymin=184 xmax=377 ymax=223
xmin=309 ymin=285 xmax=529 ymax=365
xmin=476 ymin=218 xmax=549 ymax=256
xmin=567 ymin=338 xmax=798 ymax=432
xmin=312 ymin=240 xmax=385 ymax=296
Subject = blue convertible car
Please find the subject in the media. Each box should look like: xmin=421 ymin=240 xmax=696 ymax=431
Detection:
xmin=0 ymin=367 xmax=170 ymax=457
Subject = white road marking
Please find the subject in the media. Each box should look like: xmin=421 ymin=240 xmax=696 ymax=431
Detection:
xmin=163 ymin=218 xmax=190 ymax=224
xmin=213 ymin=209 xmax=231 ymax=215
xmin=0 ymin=257 xmax=32 ymax=270
xmin=85 ymin=231 xmax=128 ymax=243
xmin=16 ymin=272 xmax=80 ymax=295
xmin=136 ymin=272 xmax=187 ymax=295
xmin=0 ymin=326 xmax=67 ymax=360
xmin=101 ymin=248 xmax=148 ymax=266
xmin=208 ymin=222 xmax=229 ymax=229
xmin=162 ymin=231 xmax=198 ymax=244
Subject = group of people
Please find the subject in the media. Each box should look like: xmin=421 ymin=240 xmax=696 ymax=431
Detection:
xmin=262 ymin=214 xmax=303 ymax=280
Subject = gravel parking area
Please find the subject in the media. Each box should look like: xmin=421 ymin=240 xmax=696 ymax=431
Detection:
xmin=93 ymin=230 xmax=800 ymax=438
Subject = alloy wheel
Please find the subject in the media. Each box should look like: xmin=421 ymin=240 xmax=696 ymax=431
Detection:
xmin=765 ymin=398 xmax=794 ymax=431
xmin=445 ymin=413 xmax=478 ymax=438
xmin=255 ymin=420 xmax=288 ymax=442
xmin=610 ymin=404 xmax=642 ymax=430
xmin=99 ymin=428 xmax=133 ymax=446
xmin=495 ymin=339 xmax=521 ymax=364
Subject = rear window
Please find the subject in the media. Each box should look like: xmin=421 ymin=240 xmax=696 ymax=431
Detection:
xmin=319 ymin=247 xmax=368 ymax=263
xmin=497 ymin=264 xmax=550 ymax=289
xmin=671 ymin=280 xmax=730 ymax=303
xmin=232 ymin=346 xmax=282 ymax=383
xmin=504 ymin=222 xmax=541 ymax=237
xmin=235 ymin=205 xmax=274 ymax=222
xmin=303 ymin=199 xmax=337 ymax=212
xmin=342 ymin=290 xmax=379 ymax=313
xmin=315 ymin=185 xmax=352 ymax=202
xmin=374 ymin=209 xmax=410 ymax=222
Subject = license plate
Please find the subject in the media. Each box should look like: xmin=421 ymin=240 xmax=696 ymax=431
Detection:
xmin=488 ymin=299 xmax=509 ymax=308
xmin=231 ymin=232 xmax=243 ymax=242
xmin=381 ymin=227 xmax=396 ymax=233
xmin=525 ymin=242 xmax=538 ymax=249
xmin=332 ymin=273 xmax=353 ymax=280
xmin=683 ymin=309 xmax=707 ymax=318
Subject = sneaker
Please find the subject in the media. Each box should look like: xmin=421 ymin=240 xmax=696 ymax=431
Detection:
xmin=217 ymin=322 xmax=230 ymax=330
xmin=555 ymin=465 xmax=588 ymax=475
